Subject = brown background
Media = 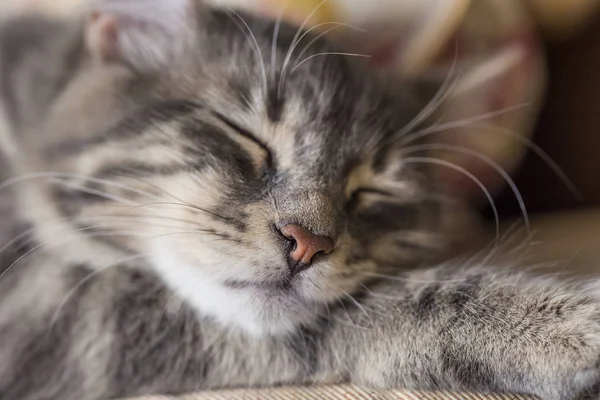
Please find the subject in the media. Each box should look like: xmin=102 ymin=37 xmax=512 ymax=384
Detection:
xmin=495 ymin=15 xmax=600 ymax=217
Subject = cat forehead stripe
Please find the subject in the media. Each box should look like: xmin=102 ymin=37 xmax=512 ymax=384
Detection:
xmin=44 ymin=100 xmax=201 ymax=157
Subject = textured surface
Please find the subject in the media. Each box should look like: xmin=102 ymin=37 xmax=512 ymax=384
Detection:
xmin=127 ymin=385 xmax=537 ymax=400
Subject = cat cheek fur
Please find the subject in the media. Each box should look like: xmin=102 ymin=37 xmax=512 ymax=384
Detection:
xmin=138 ymin=186 xmax=369 ymax=335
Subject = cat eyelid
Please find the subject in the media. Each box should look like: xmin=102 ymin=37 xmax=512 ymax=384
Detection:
xmin=346 ymin=187 xmax=397 ymax=213
xmin=353 ymin=188 xmax=395 ymax=198
xmin=213 ymin=113 xmax=274 ymax=168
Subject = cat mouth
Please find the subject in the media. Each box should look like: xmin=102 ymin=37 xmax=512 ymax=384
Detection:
xmin=224 ymin=278 xmax=295 ymax=291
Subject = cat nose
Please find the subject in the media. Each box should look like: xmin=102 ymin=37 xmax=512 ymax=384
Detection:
xmin=279 ymin=224 xmax=334 ymax=275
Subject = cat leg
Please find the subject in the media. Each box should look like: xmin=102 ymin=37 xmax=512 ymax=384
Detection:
xmin=317 ymin=264 xmax=600 ymax=400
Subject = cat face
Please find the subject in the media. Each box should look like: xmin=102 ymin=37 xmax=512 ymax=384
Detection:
xmin=16 ymin=3 xmax=446 ymax=334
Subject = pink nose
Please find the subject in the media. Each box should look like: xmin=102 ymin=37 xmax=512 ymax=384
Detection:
xmin=279 ymin=224 xmax=334 ymax=274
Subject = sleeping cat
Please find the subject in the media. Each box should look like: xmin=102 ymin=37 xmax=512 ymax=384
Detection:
xmin=1 ymin=1 xmax=600 ymax=399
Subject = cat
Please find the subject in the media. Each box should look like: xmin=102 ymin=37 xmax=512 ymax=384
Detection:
xmin=1 ymin=1 xmax=600 ymax=400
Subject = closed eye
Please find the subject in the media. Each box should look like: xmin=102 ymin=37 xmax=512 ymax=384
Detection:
xmin=213 ymin=112 xmax=274 ymax=170
xmin=347 ymin=188 xmax=396 ymax=212
xmin=353 ymin=188 xmax=394 ymax=197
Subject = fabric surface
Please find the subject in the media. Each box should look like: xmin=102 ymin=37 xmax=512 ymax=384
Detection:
xmin=127 ymin=385 xmax=538 ymax=400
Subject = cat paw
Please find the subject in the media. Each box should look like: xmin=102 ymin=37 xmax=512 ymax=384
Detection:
xmin=522 ymin=292 xmax=600 ymax=400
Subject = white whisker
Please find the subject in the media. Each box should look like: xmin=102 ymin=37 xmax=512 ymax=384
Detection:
xmin=402 ymin=156 xmax=500 ymax=239
xmin=293 ymin=22 xmax=369 ymax=69
xmin=130 ymin=201 xmax=232 ymax=222
xmin=395 ymin=45 xmax=461 ymax=139
xmin=401 ymin=143 xmax=530 ymax=232
xmin=0 ymin=229 xmax=149 ymax=282
xmin=292 ymin=52 xmax=371 ymax=72
xmin=342 ymin=291 xmax=385 ymax=320
xmin=145 ymin=230 xmax=227 ymax=240
xmin=0 ymin=242 xmax=44 ymax=281
xmin=51 ymin=178 xmax=139 ymax=206
xmin=0 ymin=225 xmax=38 ymax=260
xmin=48 ymin=252 xmax=151 ymax=333
xmin=225 ymin=8 xmax=268 ymax=96
xmin=362 ymin=272 xmax=471 ymax=285
xmin=271 ymin=7 xmax=285 ymax=82
xmin=0 ymin=215 xmax=191 ymax=261
xmin=398 ymin=103 xmax=530 ymax=146
xmin=278 ymin=0 xmax=331 ymax=96
xmin=396 ymin=102 xmax=579 ymax=199
xmin=0 ymin=171 xmax=161 ymax=201
xmin=470 ymin=123 xmax=580 ymax=198
xmin=333 ymin=297 xmax=371 ymax=331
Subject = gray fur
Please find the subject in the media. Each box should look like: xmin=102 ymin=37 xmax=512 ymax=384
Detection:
xmin=1 ymin=2 xmax=600 ymax=400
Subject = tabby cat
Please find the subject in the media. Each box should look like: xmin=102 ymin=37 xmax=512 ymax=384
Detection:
xmin=0 ymin=1 xmax=599 ymax=400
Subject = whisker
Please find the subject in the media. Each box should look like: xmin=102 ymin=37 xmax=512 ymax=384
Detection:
xmin=398 ymin=103 xmax=530 ymax=146
xmin=225 ymin=8 xmax=268 ymax=96
xmin=402 ymin=156 xmax=500 ymax=239
xmin=278 ymin=0 xmax=331 ymax=96
xmin=48 ymin=252 xmax=151 ymax=333
xmin=74 ymin=217 xmax=205 ymax=234
xmin=271 ymin=6 xmax=285 ymax=82
xmin=293 ymin=22 xmax=370 ymax=69
xmin=333 ymin=296 xmax=371 ymax=330
xmin=397 ymin=102 xmax=579 ymax=199
xmin=145 ymin=230 xmax=230 ymax=241
xmin=8 ymin=186 xmax=220 ymax=233
xmin=401 ymin=143 xmax=530 ymax=232
xmin=0 ymin=229 xmax=151 ymax=281
xmin=362 ymin=271 xmax=472 ymax=285
xmin=106 ymin=174 xmax=178 ymax=199
xmin=0 ymin=212 xmax=204 ymax=261
xmin=0 ymin=242 xmax=44 ymax=281
xmin=394 ymin=45 xmax=461 ymax=139
xmin=470 ymin=123 xmax=580 ymax=198
xmin=0 ymin=171 xmax=160 ymax=201
xmin=132 ymin=201 xmax=232 ymax=222
xmin=238 ymin=90 xmax=261 ymax=114
xmin=358 ymin=284 xmax=403 ymax=301
xmin=51 ymin=178 xmax=139 ymax=206
xmin=342 ymin=291 xmax=385 ymax=320
xmin=100 ymin=213 xmax=202 ymax=227
xmin=158 ymin=291 xmax=181 ymax=326
xmin=292 ymin=52 xmax=371 ymax=72
xmin=9 ymin=173 xmax=234 ymax=225
xmin=0 ymin=222 xmax=230 ymax=283
xmin=68 ymin=216 xmax=236 ymax=243
xmin=0 ymin=225 xmax=38 ymax=261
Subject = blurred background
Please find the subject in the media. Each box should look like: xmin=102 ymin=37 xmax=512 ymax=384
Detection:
xmin=488 ymin=8 xmax=600 ymax=275
xmin=496 ymin=14 xmax=600 ymax=215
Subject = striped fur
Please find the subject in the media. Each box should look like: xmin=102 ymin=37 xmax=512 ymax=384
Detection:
xmin=1 ymin=2 xmax=600 ymax=400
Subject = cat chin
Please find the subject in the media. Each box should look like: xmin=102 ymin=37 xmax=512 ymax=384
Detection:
xmin=148 ymin=245 xmax=320 ymax=336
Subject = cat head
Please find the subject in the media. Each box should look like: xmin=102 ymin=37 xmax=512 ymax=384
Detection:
xmin=8 ymin=0 xmax=484 ymax=335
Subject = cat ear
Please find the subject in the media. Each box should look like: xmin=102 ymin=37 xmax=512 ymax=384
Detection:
xmin=85 ymin=0 xmax=197 ymax=71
